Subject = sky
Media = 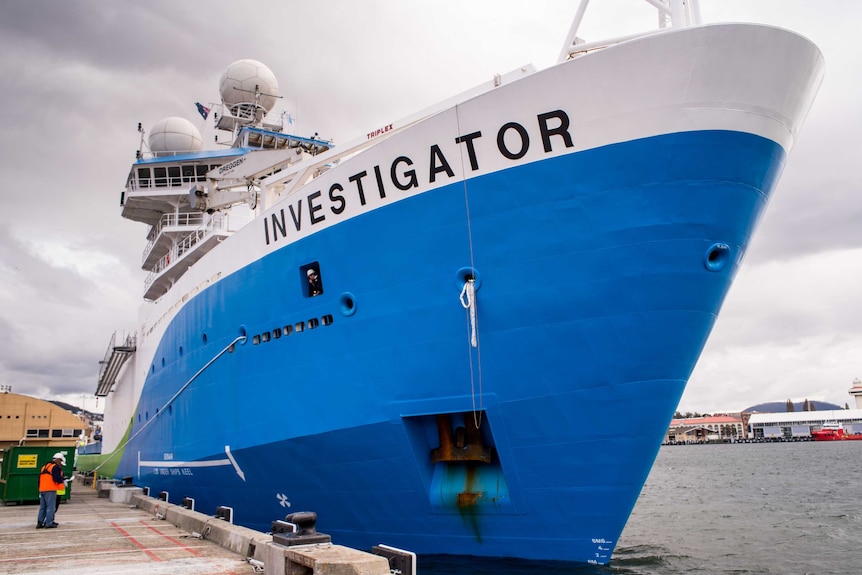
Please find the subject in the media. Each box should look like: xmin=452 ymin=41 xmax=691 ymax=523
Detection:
xmin=0 ymin=0 xmax=859 ymax=415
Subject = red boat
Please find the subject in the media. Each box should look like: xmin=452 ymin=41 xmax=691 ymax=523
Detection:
xmin=811 ymin=422 xmax=862 ymax=441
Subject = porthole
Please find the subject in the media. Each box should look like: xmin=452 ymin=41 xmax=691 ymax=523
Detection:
xmin=262 ymin=332 xmax=271 ymax=342
xmin=340 ymin=292 xmax=357 ymax=317
xmin=322 ymin=314 xmax=334 ymax=326
xmin=704 ymin=243 xmax=730 ymax=272
xmin=308 ymin=318 xmax=319 ymax=329
xmin=273 ymin=327 xmax=282 ymax=339
xmin=283 ymin=325 xmax=293 ymax=336
xmin=253 ymin=335 xmax=261 ymax=345
xmin=295 ymin=321 xmax=305 ymax=333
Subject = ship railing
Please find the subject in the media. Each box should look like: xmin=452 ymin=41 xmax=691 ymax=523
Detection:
xmin=129 ymin=172 xmax=207 ymax=190
xmin=143 ymin=211 xmax=252 ymax=292
xmin=142 ymin=212 xmax=208 ymax=264
xmin=96 ymin=331 xmax=137 ymax=397
xmin=557 ymin=0 xmax=702 ymax=62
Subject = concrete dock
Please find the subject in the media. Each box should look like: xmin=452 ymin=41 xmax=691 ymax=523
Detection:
xmin=0 ymin=477 xmax=393 ymax=575
xmin=0 ymin=478 xmax=261 ymax=574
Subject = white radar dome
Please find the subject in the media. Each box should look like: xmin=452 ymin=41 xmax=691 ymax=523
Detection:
xmin=219 ymin=59 xmax=279 ymax=117
xmin=148 ymin=117 xmax=203 ymax=156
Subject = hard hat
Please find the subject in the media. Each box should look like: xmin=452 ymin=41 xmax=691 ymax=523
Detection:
xmin=307 ymin=269 xmax=316 ymax=276
xmin=53 ymin=452 xmax=66 ymax=464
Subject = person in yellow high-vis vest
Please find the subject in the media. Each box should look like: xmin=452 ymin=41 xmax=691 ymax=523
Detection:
xmin=37 ymin=453 xmax=66 ymax=529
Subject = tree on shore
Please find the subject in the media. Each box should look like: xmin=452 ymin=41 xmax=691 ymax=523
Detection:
xmin=785 ymin=399 xmax=795 ymax=412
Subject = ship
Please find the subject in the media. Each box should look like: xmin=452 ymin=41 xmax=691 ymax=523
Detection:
xmin=79 ymin=0 xmax=824 ymax=565
xmin=811 ymin=422 xmax=862 ymax=441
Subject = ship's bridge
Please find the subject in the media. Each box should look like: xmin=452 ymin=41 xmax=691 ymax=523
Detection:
xmin=122 ymin=149 xmax=245 ymax=227
xmin=123 ymin=128 xmax=333 ymax=302
xmin=122 ymin=149 xmax=250 ymax=301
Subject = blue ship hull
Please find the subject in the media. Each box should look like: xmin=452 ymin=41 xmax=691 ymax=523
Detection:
xmin=115 ymin=129 xmax=781 ymax=561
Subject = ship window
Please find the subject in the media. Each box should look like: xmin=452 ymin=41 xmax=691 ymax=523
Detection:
xmin=196 ymin=164 xmax=209 ymax=181
xmin=308 ymin=318 xmax=319 ymax=330
xmin=322 ymin=314 xmax=334 ymax=326
xmin=38 ymin=429 xmax=49 ymax=438
xmin=252 ymin=335 xmax=261 ymax=345
xmin=295 ymin=321 xmax=305 ymax=333
xmin=262 ymin=332 xmax=271 ymax=342
xmin=154 ymin=167 xmax=167 ymax=186
xmin=182 ymin=166 xmax=195 ymax=183
xmin=167 ymin=166 xmax=181 ymax=186
xmin=26 ymin=429 xmax=38 ymax=437
xmin=137 ymin=168 xmax=152 ymax=188
xmin=283 ymin=325 xmax=293 ymax=336
xmin=273 ymin=327 xmax=282 ymax=339
xmin=303 ymin=263 xmax=323 ymax=297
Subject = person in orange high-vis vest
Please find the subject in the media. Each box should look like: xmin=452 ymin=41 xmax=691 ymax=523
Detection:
xmin=37 ymin=453 xmax=66 ymax=529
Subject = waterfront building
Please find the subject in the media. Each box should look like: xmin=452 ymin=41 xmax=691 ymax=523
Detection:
xmin=0 ymin=389 xmax=89 ymax=448
xmin=849 ymin=378 xmax=862 ymax=409
xmin=747 ymin=409 xmax=862 ymax=439
xmin=665 ymin=414 xmax=746 ymax=443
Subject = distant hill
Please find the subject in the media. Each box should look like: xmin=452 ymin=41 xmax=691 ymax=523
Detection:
xmin=49 ymin=400 xmax=102 ymax=421
xmin=743 ymin=400 xmax=844 ymax=413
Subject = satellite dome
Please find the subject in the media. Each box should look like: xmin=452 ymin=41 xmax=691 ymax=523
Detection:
xmin=219 ymin=59 xmax=279 ymax=119
xmin=148 ymin=117 xmax=203 ymax=156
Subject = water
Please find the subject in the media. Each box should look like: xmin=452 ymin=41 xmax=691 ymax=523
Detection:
xmin=420 ymin=442 xmax=862 ymax=574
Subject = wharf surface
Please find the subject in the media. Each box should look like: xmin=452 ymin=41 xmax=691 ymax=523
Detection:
xmin=0 ymin=478 xmax=261 ymax=575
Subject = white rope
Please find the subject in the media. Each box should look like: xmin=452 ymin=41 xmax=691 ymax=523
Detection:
xmin=455 ymin=103 xmax=482 ymax=428
xmin=460 ymin=280 xmax=478 ymax=347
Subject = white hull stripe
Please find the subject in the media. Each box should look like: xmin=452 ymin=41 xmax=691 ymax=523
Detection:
xmin=137 ymin=446 xmax=246 ymax=480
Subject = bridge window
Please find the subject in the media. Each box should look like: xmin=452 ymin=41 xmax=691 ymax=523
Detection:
xmin=168 ymin=166 xmax=181 ymax=186
xmin=137 ymin=167 xmax=152 ymax=188
xmin=154 ymin=167 xmax=167 ymax=186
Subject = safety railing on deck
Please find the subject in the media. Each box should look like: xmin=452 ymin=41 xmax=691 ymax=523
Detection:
xmin=142 ymin=211 xmax=252 ymax=293
xmin=142 ymin=212 xmax=208 ymax=264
